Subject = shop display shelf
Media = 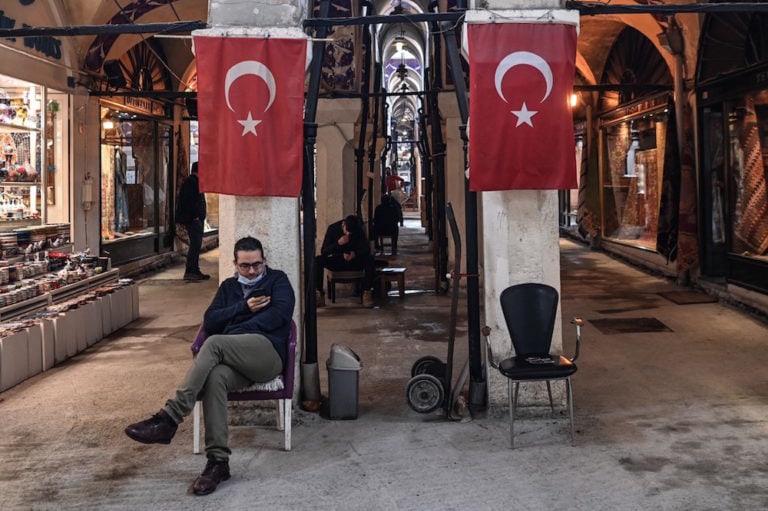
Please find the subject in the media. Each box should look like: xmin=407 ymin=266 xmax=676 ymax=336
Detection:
xmin=0 ymin=268 xmax=120 ymax=321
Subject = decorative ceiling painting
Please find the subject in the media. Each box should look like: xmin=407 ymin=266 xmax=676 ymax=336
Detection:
xmin=84 ymin=0 xmax=180 ymax=73
xmin=315 ymin=0 xmax=357 ymax=93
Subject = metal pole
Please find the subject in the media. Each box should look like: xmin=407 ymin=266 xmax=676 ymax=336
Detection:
xmin=368 ymin=60 xmax=383 ymax=240
xmin=356 ymin=17 xmax=373 ymax=219
xmin=428 ymin=4 xmax=448 ymax=293
xmin=441 ymin=20 xmax=486 ymax=412
xmin=300 ymin=0 xmax=331 ymax=405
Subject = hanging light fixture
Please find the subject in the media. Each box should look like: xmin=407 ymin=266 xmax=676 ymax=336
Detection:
xmin=393 ymin=29 xmax=406 ymax=52
xmin=396 ymin=62 xmax=408 ymax=81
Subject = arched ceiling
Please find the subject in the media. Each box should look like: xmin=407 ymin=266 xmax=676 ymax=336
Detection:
xmin=57 ymin=0 xmax=708 ymax=119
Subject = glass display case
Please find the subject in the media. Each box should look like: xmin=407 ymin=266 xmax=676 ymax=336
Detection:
xmin=0 ymin=76 xmax=47 ymax=231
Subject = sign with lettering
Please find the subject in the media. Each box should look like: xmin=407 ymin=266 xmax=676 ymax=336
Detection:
xmin=101 ymin=97 xmax=166 ymax=118
xmin=0 ymin=9 xmax=63 ymax=61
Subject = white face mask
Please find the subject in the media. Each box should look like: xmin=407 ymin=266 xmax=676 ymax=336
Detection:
xmin=237 ymin=270 xmax=265 ymax=287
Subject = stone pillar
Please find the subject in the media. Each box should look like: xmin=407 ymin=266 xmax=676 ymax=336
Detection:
xmin=468 ymin=1 xmax=571 ymax=407
xmin=315 ymin=98 xmax=361 ymax=246
xmin=482 ymin=191 xmax=562 ymax=405
xmin=200 ymin=1 xmax=308 ymax=363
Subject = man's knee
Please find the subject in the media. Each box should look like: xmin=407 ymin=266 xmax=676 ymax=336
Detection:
xmin=199 ymin=334 xmax=226 ymax=355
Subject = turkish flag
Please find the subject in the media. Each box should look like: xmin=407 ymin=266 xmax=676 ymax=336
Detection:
xmin=468 ymin=23 xmax=577 ymax=191
xmin=194 ymin=36 xmax=306 ymax=197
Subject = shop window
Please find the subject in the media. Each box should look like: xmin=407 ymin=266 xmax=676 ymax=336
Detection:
xmin=601 ymin=111 xmax=669 ymax=249
xmin=101 ymin=112 xmax=160 ymax=241
xmin=0 ymin=77 xmax=51 ymax=227
xmin=725 ymin=92 xmax=768 ymax=258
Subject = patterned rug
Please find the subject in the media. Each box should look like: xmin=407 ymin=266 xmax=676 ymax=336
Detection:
xmin=658 ymin=290 xmax=718 ymax=305
xmin=589 ymin=317 xmax=672 ymax=334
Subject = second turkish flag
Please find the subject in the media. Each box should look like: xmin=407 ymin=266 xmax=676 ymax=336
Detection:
xmin=468 ymin=23 xmax=577 ymax=191
xmin=194 ymin=36 xmax=306 ymax=197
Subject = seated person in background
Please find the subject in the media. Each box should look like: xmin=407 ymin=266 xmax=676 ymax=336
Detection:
xmin=373 ymin=194 xmax=402 ymax=255
xmin=124 ymin=236 xmax=295 ymax=496
xmin=315 ymin=214 xmax=373 ymax=306
xmin=390 ymin=183 xmax=408 ymax=224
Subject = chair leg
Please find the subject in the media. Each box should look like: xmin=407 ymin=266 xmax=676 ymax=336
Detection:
xmin=546 ymin=380 xmax=555 ymax=415
xmin=509 ymin=381 xmax=521 ymax=449
xmin=508 ymin=380 xmax=515 ymax=449
xmin=193 ymin=401 xmax=202 ymax=454
xmin=276 ymin=400 xmax=285 ymax=431
xmin=567 ymin=377 xmax=575 ymax=446
xmin=284 ymin=398 xmax=292 ymax=452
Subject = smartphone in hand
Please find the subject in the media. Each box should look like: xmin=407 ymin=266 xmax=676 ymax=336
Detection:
xmin=247 ymin=289 xmax=269 ymax=299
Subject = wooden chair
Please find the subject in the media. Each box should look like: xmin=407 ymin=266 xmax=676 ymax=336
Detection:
xmin=190 ymin=320 xmax=297 ymax=452
xmin=326 ymin=269 xmax=366 ymax=303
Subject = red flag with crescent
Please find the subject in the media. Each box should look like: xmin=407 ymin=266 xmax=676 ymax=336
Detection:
xmin=194 ymin=36 xmax=306 ymax=197
xmin=468 ymin=23 xmax=577 ymax=190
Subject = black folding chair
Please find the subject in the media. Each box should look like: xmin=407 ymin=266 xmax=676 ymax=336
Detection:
xmin=483 ymin=283 xmax=583 ymax=448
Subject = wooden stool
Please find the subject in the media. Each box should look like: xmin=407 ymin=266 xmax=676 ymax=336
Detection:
xmin=327 ymin=270 xmax=366 ymax=303
xmin=376 ymin=267 xmax=406 ymax=298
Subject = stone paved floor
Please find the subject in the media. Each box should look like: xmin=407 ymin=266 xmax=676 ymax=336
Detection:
xmin=1 ymin=215 xmax=768 ymax=509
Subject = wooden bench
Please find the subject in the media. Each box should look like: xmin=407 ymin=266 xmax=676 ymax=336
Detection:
xmin=376 ymin=267 xmax=406 ymax=298
xmin=327 ymin=270 xmax=366 ymax=303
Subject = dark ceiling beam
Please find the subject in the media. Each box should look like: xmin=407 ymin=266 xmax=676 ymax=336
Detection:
xmin=568 ymin=1 xmax=768 ymax=16
xmin=304 ymin=12 xmax=462 ymax=28
xmin=89 ymin=90 xmax=197 ymax=98
xmin=0 ymin=21 xmax=207 ymax=38
xmin=574 ymin=84 xmax=673 ymax=92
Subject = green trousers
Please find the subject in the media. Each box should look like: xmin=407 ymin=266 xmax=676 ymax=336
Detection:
xmin=164 ymin=333 xmax=282 ymax=461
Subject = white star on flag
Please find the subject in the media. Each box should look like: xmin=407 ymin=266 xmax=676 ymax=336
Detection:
xmin=511 ymin=102 xmax=537 ymax=127
xmin=238 ymin=112 xmax=262 ymax=136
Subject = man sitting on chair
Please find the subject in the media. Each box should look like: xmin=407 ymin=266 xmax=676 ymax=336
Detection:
xmin=125 ymin=236 xmax=295 ymax=496
xmin=373 ymin=194 xmax=402 ymax=255
xmin=314 ymin=214 xmax=373 ymax=306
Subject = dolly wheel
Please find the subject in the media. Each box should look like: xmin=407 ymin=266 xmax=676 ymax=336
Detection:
xmin=411 ymin=356 xmax=445 ymax=378
xmin=406 ymin=374 xmax=445 ymax=414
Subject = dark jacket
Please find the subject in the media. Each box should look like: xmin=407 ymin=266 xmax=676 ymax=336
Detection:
xmin=176 ymin=174 xmax=206 ymax=224
xmin=320 ymin=220 xmax=370 ymax=260
xmin=203 ymin=267 xmax=295 ymax=365
xmin=374 ymin=197 xmax=402 ymax=235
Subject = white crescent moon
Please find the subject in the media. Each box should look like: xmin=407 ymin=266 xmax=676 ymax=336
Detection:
xmin=224 ymin=60 xmax=276 ymax=113
xmin=494 ymin=51 xmax=553 ymax=104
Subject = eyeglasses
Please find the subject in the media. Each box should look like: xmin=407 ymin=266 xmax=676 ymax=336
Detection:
xmin=237 ymin=262 xmax=264 ymax=271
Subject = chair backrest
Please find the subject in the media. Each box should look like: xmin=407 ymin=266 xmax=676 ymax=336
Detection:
xmin=500 ymin=283 xmax=559 ymax=356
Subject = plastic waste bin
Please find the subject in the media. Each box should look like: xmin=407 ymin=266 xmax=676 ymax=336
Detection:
xmin=326 ymin=344 xmax=362 ymax=419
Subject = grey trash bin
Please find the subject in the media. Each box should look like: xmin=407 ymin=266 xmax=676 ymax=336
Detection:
xmin=326 ymin=344 xmax=362 ymax=419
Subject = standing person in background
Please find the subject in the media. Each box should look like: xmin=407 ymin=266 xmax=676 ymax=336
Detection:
xmin=390 ymin=182 xmax=408 ymax=226
xmin=176 ymin=162 xmax=210 ymax=280
xmin=385 ymin=166 xmax=405 ymax=193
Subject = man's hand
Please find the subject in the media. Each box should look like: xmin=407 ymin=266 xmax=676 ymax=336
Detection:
xmin=246 ymin=295 xmax=271 ymax=312
xmin=338 ymin=233 xmax=350 ymax=246
xmin=343 ymin=251 xmax=356 ymax=261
